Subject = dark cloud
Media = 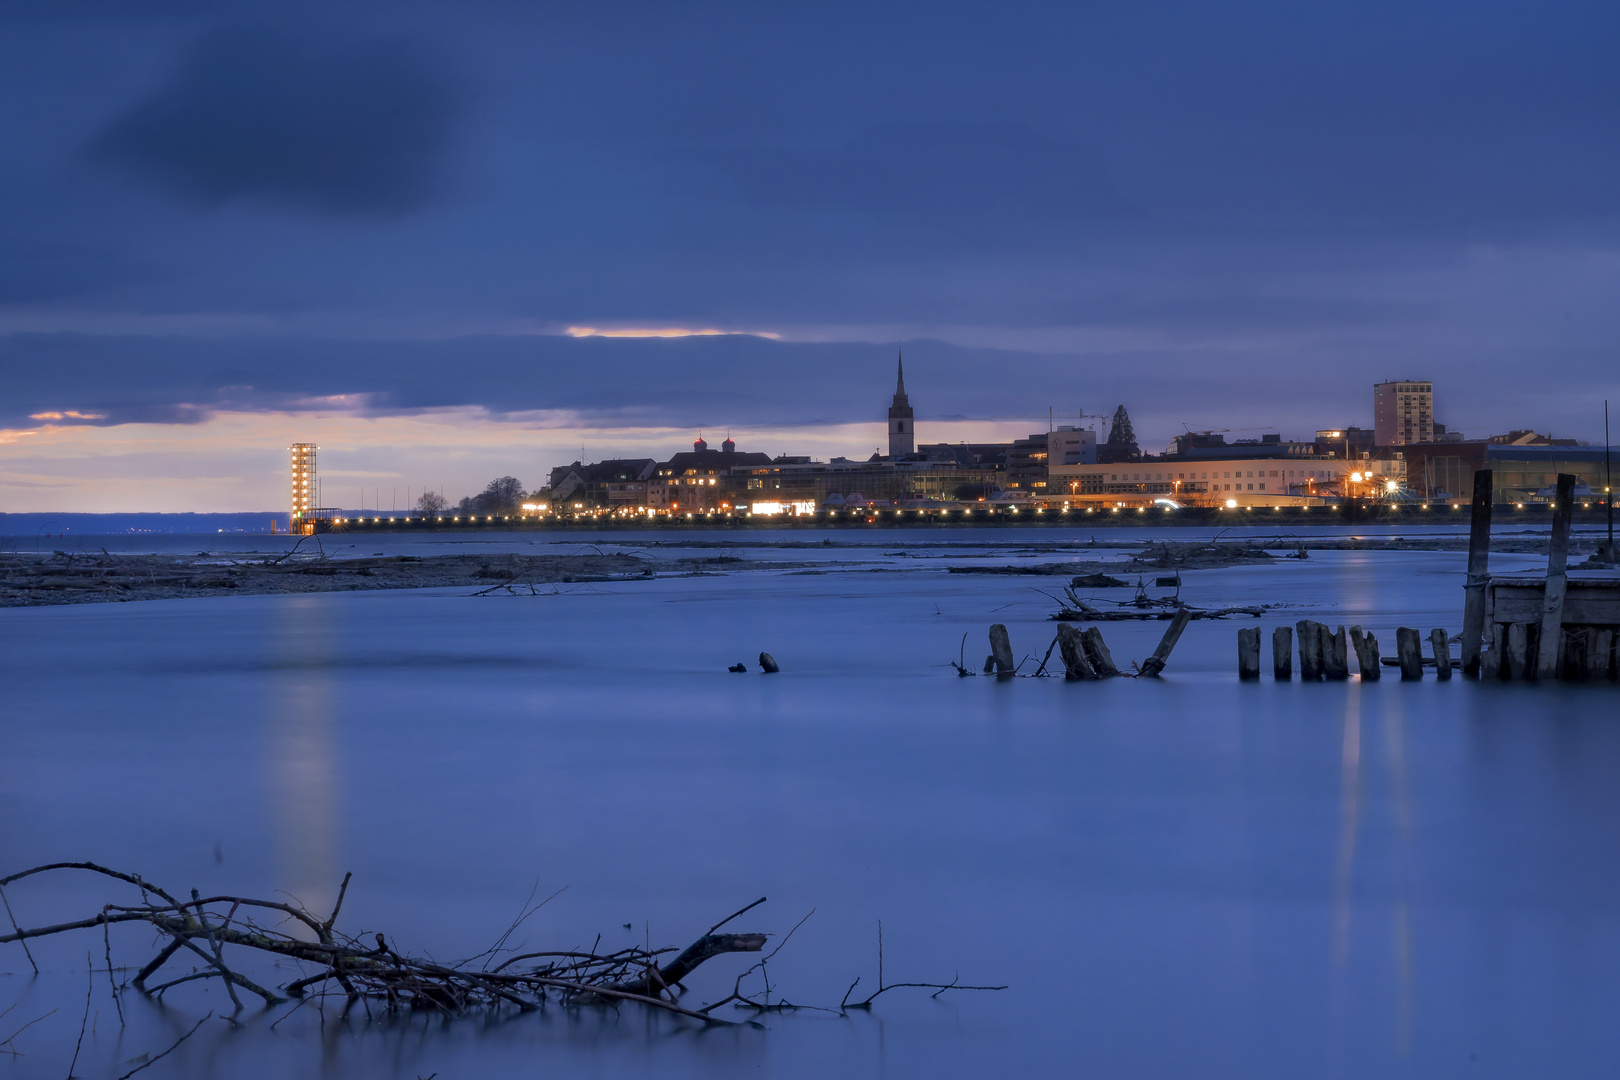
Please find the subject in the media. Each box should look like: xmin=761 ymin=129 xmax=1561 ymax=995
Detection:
xmin=701 ymin=124 xmax=1142 ymax=249
xmin=85 ymin=22 xmax=460 ymax=217
xmin=0 ymin=238 xmax=147 ymax=303
xmin=4 ymin=330 xmax=1614 ymax=448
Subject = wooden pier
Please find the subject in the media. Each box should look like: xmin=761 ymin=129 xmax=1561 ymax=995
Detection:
xmin=1468 ymin=471 xmax=1619 ymax=682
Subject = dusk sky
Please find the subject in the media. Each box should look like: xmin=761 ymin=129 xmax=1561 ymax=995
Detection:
xmin=3 ymin=0 xmax=1618 ymax=511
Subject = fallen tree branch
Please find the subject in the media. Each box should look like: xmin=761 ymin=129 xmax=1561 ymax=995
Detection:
xmin=2 ymin=865 xmax=1004 ymax=1036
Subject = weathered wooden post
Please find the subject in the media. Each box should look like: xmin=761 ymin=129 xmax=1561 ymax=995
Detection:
xmin=1505 ymin=623 xmax=1529 ymax=681
xmin=1273 ymin=626 xmax=1293 ymax=680
xmin=1594 ymin=629 xmax=1616 ymax=681
xmin=1139 ymin=608 xmax=1194 ymax=677
xmin=1534 ymin=474 xmax=1576 ymax=681
xmin=1396 ymin=627 xmax=1424 ymax=680
xmin=1296 ymin=620 xmax=1322 ymax=680
xmin=1461 ymin=469 xmax=1494 ymax=675
xmin=1349 ymin=625 xmax=1381 ymax=680
xmin=1056 ymin=623 xmax=1099 ymax=679
xmin=1429 ymin=628 xmax=1452 ymax=680
xmin=1479 ymin=622 xmax=1501 ymax=680
xmin=1324 ymin=626 xmax=1351 ymax=680
xmin=988 ymin=623 xmax=1017 ymax=676
xmin=1563 ymin=627 xmax=1588 ymax=680
xmin=1238 ymin=627 xmax=1261 ymax=679
xmin=1079 ymin=627 xmax=1120 ymax=677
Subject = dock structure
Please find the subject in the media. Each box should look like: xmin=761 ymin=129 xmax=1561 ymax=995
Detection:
xmin=1472 ymin=471 xmax=1620 ymax=681
xmin=1233 ymin=469 xmax=1617 ymax=683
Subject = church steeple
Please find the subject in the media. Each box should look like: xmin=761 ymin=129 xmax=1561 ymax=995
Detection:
xmin=887 ymin=348 xmax=915 ymax=458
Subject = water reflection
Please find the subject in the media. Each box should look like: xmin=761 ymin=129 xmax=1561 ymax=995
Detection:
xmin=1383 ymin=694 xmax=1414 ymax=1057
xmin=267 ymin=597 xmax=340 ymax=930
xmin=1332 ymin=688 xmax=1361 ymax=968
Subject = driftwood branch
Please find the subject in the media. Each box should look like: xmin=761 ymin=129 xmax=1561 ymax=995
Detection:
xmin=3 ymin=865 xmax=1004 ymax=1036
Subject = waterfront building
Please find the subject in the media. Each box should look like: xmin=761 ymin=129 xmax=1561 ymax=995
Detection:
xmin=1003 ymin=428 xmax=1098 ymax=492
xmin=1374 ymin=381 xmax=1434 ymax=446
xmin=1314 ymin=427 xmax=1377 ymax=458
xmin=734 ymin=456 xmax=1000 ymax=512
xmin=546 ymin=458 xmax=657 ymax=509
xmin=289 ymin=443 xmax=316 ymax=531
xmin=1050 ymin=429 xmax=1406 ymax=506
xmin=647 ymin=436 xmax=773 ymax=511
xmin=888 ymin=354 xmax=915 ymax=458
xmin=1051 ymin=457 xmax=1367 ymax=505
xmin=1401 ymin=439 xmax=1615 ymax=504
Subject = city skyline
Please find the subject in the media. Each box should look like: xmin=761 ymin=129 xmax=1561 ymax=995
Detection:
xmin=3 ymin=1 xmax=1619 ymax=511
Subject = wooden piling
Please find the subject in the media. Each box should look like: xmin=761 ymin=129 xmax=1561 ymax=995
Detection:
xmin=1430 ymin=628 xmax=1452 ymax=680
xmin=1534 ymin=473 xmax=1577 ymax=681
xmin=1139 ymin=608 xmax=1194 ymax=678
xmin=1563 ymin=627 xmax=1588 ymax=681
xmin=1480 ymin=622 xmax=1501 ymax=681
xmin=1349 ymin=625 xmax=1382 ymax=680
xmin=1505 ymin=623 xmax=1529 ymax=681
xmin=1461 ymin=469 xmax=1494 ymax=676
xmin=989 ymin=623 xmax=1017 ymax=676
xmin=1056 ymin=623 xmax=1099 ymax=680
xmin=1080 ymin=627 xmax=1120 ymax=677
xmin=1324 ymin=626 xmax=1351 ymax=680
xmin=1238 ymin=627 xmax=1262 ymax=679
xmin=1272 ymin=626 xmax=1293 ymax=680
xmin=1296 ymin=620 xmax=1323 ymax=680
xmin=1396 ymin=627 xmax=1424 ymax=680
xmin=1594 ymin=629 xmax=1616 ymax=680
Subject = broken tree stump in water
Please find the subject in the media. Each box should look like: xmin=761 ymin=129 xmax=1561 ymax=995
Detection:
xmin=1324 ymin=626 xmax=1351 ymax=680
xmin=758 ymin=652 xmax=780 ymax=673
xmin=1056 ymin=623 xmax=1099 ymax=679
xmin=1430 ymin=628 xmax=1452 ymax=680
xmin=1138 ymin=608 xmax=1194 ymax=678
xmin=1237 ymin=627 xmax=1261 ymax=680
xmin=1396 ymin=627 xmax=1424 ymax=680
xmin=1296 ymin=620 xmax=1324 ymax=680
xmin=1349 ymin=626 xmax=1381 ymax=680
xmin=1272 ymin=626 xmax=1293 ymax=680
xmin=1079 ymin=627 xmax=1120 ymax=677
xmin=988 ymin=623 xmax=1016 ymax=676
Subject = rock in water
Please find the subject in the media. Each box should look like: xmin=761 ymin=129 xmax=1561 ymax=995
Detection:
xmin=759 ymin=652 xmax=780 ymax=673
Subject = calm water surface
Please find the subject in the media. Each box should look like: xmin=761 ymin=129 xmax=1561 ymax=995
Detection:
xmin=2 ymin=534 xmax=1617 ymax=1079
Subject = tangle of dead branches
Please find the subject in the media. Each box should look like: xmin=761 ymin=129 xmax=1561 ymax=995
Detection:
xmin=0 ymin=863 xmax=1003 ymax=1031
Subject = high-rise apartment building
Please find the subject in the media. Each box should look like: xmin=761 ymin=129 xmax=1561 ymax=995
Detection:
xmin=290 ymin=443 xmax=317 ymax=527
xmin=1373 ymin=381 xmax=1433 ymax=446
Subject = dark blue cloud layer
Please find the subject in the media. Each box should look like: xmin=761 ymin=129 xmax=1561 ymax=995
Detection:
xmin=0 ymin=0 xmax=1616 ymax=450
xmin=86 ymin=22 xmax=460 ymax=217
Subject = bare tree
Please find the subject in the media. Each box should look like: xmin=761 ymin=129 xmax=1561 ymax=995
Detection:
xmin=416 ymin=490 xmax=447 ymax=514
xmin=479 ymin=476 xmax=526 ymax=514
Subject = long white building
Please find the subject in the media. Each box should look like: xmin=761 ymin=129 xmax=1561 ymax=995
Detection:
xmin=1049 ymin=455 xmax=1405 ymax=505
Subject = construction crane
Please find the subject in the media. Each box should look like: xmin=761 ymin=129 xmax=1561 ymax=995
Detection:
xmin=955 ymin=408 xmax=1111 ymax=431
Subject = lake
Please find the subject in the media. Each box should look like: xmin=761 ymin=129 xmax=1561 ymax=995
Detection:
xmin=2 ymin=528 xmax=1617 ymax=1078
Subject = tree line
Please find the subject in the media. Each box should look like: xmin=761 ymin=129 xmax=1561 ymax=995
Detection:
xmin=415 ymin=476 xmax=527 ymax=516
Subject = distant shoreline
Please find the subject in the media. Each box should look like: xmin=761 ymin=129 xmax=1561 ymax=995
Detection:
xmin=3 ymin=531 xmax=1610 ymax=609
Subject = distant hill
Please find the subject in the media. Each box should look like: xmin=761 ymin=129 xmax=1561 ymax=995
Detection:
xmin=0 ymin=513 xmax=286 ymax=537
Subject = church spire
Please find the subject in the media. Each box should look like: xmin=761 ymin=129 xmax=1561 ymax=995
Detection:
xmin=887 ymin=348 xmax=915 ymax=458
